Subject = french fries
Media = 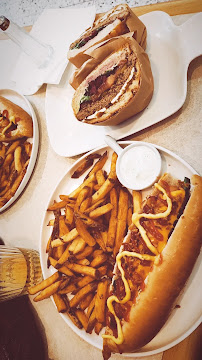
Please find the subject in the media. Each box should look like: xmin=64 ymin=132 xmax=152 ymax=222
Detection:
xmin=132 ymin=189 xmax=142 ymax=213
xmin=0 ymin=138 xmax=32 ymax=208
xmin=106 ymin=187 xmax=118 ymax=251
xmin=53 ymin=293 xmax=67 ymax=313
xmin=66 ymin=263 xmax=100 ymax=279
xmin=75 ymin=218 xmax=96 ymax=246
xmin=71 ymin=153 xmax=101 ymax=179
xmin=33 ymin=280 xmax=62 ymax=302
xmin=95 ymin=279 xmax=109 ymax=324
xmin=28 ymin=271 xmax=61 ymax=295
xmin=75 ymin=309 xmax=88 ymax=330
xmin=29 ymin=149 xmax=140 ymax=335
xmin=113 ymin=187 xmax=129 ymax=257
xmin=69 ymin=282 xmax=98 ymax=308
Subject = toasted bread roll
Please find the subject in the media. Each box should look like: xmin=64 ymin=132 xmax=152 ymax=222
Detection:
xmin=103 ymin=174 xmax=202 ymax=358
xmin=67 ymin=4 xmax=146 ymax=68
xmin=0 ymin=96 xmax=33 ymax=142
xmin=71 ymin=34 xmax=153 ymax=126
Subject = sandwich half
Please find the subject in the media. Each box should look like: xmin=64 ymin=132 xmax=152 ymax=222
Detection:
xmin=71 ymin=35 xmax=153 ymax=126
xmin=68 ymin=4 xmax=147 ymax=68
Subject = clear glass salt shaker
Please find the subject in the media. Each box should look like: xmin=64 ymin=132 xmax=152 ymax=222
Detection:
xmin=0 ymin=15 xmax=53 ymax=68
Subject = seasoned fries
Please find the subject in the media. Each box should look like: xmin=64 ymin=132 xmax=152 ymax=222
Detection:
xmin=33 ymin=280 xmax=62 ymax=302
xmin=0 ymin=138 xmax=32 ymax=208
xmin=95 ymin=279 xmax=109 ymax=323
xmin=75 ymin=218 xmax=96 ymax=246
xmin=71 ymin=153 xmax=101 ymax=179
xmin=106 ymin=187 xmax=118 ymax=251
xmin=113 ymin=188 xmax=129 ymax=256
xmin=29 ymin=149 xmax=139 ymax=336
xmin=69 ymin=282 xmax=98 ymax=308
xmin=28 ymin=271 xmax=61 ymax=295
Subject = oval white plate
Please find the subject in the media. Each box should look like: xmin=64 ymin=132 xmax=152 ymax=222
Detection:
xmin=45 ymin=12 xmax=202 ymax=156
xmin=0 ymin=89 xmax=39 ymax=212
xmin=40 ymin=141 xmax=201 ymax=357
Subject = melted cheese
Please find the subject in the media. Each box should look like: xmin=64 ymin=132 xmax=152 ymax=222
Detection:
xmin=102 ymin=183 xmax=174 ymax=345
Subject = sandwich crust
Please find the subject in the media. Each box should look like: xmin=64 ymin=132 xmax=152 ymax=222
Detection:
xmin=0 ymin=96 xmax=33 ymax=142
xmin=103 ymin=174 xmax=202 ymax=355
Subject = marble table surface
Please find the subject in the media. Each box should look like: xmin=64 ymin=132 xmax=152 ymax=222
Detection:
xmin=1 ymin=0 xmax=172 ymax=26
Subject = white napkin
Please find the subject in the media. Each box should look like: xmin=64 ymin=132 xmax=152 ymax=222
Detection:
xmin=11 ymin=6 xmax=96 ymax=95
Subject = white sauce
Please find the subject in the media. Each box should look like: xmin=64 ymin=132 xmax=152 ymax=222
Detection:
xmin=119 ymin=145 xmax=161 ymax=189
xmin=111 ymin=67 xmax=135 ymax=104
xmin=86 ymin=107 xmax=107 ymax=120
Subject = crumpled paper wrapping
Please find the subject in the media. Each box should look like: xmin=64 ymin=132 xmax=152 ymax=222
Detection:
xmin=67 ymin=4 xmax=146 ymax=68
xmin=10 ymin=6 xmax=96 ymax=95
xmin=71 ymin=33 xmax=154 ymax=126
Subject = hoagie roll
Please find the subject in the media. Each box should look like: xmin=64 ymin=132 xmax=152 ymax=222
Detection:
xmin=102 ymin=174 xmax=202 ymax=359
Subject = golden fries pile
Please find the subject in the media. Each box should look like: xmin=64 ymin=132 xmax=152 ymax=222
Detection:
xmin=0 ymin=138 xmax=32 ymax=208
xmin=29 ymin=151 xmax=136 ymax=335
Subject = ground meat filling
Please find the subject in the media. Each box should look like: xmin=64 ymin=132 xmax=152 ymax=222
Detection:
xmin=70 ymin=25 xmax=107 ymax=50
xmin=77 ymin=51 xmax=137 ymax=121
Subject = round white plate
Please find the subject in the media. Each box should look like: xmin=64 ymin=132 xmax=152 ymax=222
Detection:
xmin=40 ymin=141 xmax=202 ymax=357
xmin=0 ymin=89 xmax=39 ymax=212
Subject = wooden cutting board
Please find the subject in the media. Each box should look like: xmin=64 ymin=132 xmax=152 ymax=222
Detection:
xmin=131 ymin=0 xmax=202 ymax=16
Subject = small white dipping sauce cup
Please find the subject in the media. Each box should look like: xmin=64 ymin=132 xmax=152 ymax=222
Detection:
xmin=105 ymin=136 xmax=162 ymax=190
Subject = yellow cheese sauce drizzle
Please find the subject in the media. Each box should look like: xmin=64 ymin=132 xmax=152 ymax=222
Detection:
xmin=102 ymin=183 xmax=173 ymax=345
xmin=132 ymin=183 xmax=172 ymax=256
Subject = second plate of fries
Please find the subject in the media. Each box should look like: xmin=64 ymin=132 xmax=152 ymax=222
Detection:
xmin=38 ymin=141 xmax=201 ymax=356
xmin=0 ymin=89 xmax=39 ymax=212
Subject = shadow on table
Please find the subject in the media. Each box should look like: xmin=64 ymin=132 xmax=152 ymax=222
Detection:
xmin=0 ymin=295 xmax=49 ymax=360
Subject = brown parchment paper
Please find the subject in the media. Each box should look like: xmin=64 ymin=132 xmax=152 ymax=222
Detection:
xmin=67 ymin=4 xmax=146 ymax=68
xmin=71 ymin=33 xmax=154 ymax=127
xmin=93 ymin=4 xmax=147 ymax=50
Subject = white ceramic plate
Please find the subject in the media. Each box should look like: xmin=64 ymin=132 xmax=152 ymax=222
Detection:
xmin=45 ymin=11 xmax=202 ymax=157
xmin=0 ymin=89 xmax=39 ymax=212
xmin=40 ymin=141 xmax=202 ymax=357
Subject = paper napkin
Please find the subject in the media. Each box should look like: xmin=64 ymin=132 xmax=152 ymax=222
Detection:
xmin=11 ymin=6 xmax=96 ymax=95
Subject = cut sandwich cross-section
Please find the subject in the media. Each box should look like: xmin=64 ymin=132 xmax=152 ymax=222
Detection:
xmin=72 ymin=37 xmax=153 ymax=126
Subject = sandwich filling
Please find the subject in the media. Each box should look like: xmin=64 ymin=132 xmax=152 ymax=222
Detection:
xmin=103 ymin=176 xmax=190 ymax=345
xmin=76 ymin=44 xmax=140 ymax=122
